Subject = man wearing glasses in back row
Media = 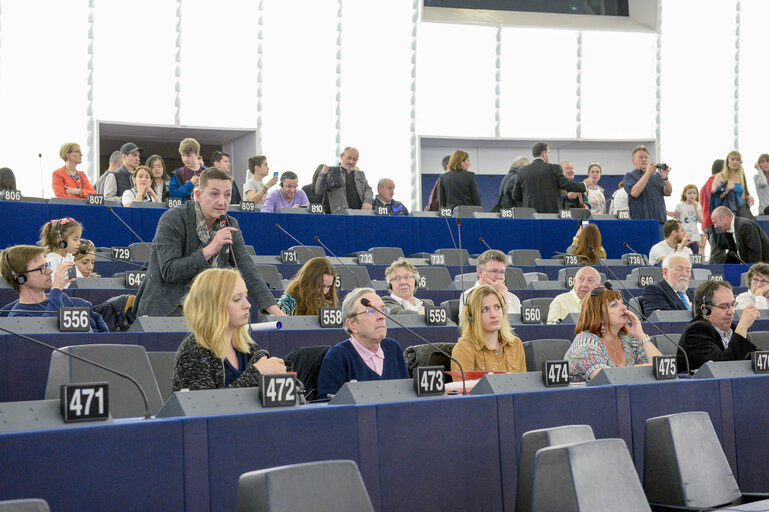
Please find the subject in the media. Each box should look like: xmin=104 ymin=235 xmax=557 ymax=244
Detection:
xmin=316 ymin=288 xmax=410 ymax=399
xmin=0 ymin=245 xmax=108 ymax=331
xmin=678 ymin=280 xmax=759 ymax=371
xmin=459 ymin=249 xmax=521 ymax=317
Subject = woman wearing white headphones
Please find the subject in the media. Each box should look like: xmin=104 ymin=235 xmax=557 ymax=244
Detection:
xmin=381 ymin=259 xmax=434 ymax=314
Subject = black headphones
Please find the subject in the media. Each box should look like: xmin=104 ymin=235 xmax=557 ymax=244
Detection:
xmin=53 ymin=218 xmax=72 ymax=249
xmin=279 ymin=171 xmax=297 ymax=189
xmin=386 ymin=268 xmax=420 ymax=291
xmin=701 ymin=304 xmax=712 ymax=316
xmin=3 ymin=250 xmax=26 ymax=285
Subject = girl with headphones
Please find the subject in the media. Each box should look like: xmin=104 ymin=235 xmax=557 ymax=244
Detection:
xmin=451 ymin=285 xmax=525 ymax=374
xmin=74 ymin=239 xmax=99 ymax=278
xmin=40 ymin=217 xmax=83 ymax=278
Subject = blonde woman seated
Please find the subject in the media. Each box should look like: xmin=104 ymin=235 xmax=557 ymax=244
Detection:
xmin=74 ymin=239 xmax=99 ymax=278
xmin=565 ymin=284 xmax=662 ymax=383
xmin=172 ymin=268 xmax=286 ymax=391
xmin=451 ymin=285 xmax=525 ymax=373
xmin=735 ymin=262 xmax=769 ymax=310
xmin=277 ymin=257 xmax=338 ymax=315
xmin=381 ymin=259 xmax=435 ymax=314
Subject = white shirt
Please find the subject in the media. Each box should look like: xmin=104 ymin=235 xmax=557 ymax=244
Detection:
xmin=459 ymin=281 xmax=521 ymax=317
xmin=388 ymin=293 xmax=425 ymax=313
xmin=546 ymin=289 xmax=582 ymax=324
xmin=610 ymin=188 xmax=629 ymax=214
xmin=648 ymin=240 xmax=692 ymax=264
xmin=45 ymin=252 xmax=82 ymax=287
xmin=735 ymin=290 xmax=769 ymax=310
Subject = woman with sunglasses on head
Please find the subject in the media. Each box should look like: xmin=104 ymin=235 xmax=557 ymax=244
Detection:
xmin=565 ymin=285 xmax=662 ymax=382
xmin=173 ymin=268 xmax=286 ymax=391
xmin=381 ymin=259 xmax=434 ymax=314
xmin=451 ymin=285 xmax=525 ymax=374
xmin=735 ymin=263 xmax=769 ymax=310
xmin=277 ymin=257 xmax=338 ymax=315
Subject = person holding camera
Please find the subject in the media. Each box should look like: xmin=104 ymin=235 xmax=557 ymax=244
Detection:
xmin=623 ymin=145 xmax=673 ymax=224
xmin=316 ymin=147 xmax=373 ymax=214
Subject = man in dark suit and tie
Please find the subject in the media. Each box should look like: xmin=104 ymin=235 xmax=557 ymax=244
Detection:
xmin=641 ymin=253 xmax=694 ymax=316
xmin=711 ymin=206 xmax=769 ymax=263
xmin=512 ymin=142 xmax=586 ymax=214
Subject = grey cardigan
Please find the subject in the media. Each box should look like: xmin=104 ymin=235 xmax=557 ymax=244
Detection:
xmin=172 ymin=333 xmax=264 ymax=391
xmin=381 ymin=295 xmax=435 ymax=314
xmin=315 ymin=167 xmax=373 ymax=214
xmin=133 ymin=200 xmax=276 ymax=317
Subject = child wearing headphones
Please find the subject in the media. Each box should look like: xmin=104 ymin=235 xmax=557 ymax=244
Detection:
xmin=451 ymin=285 xmax=525 ymax=375
xmin=74 ymin=239 xmax=99 ymax=278
xmin=40 ymin=217 xmax=84 ymax=278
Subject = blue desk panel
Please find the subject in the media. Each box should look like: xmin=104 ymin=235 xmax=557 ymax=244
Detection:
xmin=729 ymin=376 xmax=769 ymax=491
xmin=0 ymin=419 xmax=186 ymax=511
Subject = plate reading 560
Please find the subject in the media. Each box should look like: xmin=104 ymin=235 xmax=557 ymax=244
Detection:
xmin=61 ymin=382 xmax=109 ymax=422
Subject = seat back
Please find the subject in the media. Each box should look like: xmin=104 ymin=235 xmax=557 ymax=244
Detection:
xmin=435 ymin=248 xmax=470 ymax=266
xmin=517 ymin=425 xmax=595 ymax=512
xmin=747 ymin=330 xmax=769 ymax=350
xmin=235 ymin=460 xmax=374 ymax=512
xmin=650 ymin=333 xmax=681 ymax=356
xmin=128 ymin=242 xmax=151 ymax=262
xmin=0 ymin=499 xmax=50 ymax=512
xmin=504 ymin=267 xmax=527 ymax=290
xmin=522 ymin=338 xmax=571 ymax=372
xmin=521 ymin=297 xmax=553 ymax=323
xmin=452 ymin=272 xmax=477 ymax=291
xmin=440 ymin=299 xmax=460 ymax=325
xmin=628 ymin=296 xmax=644 ymax=317
xmin=453 ymin=205 xmax=483 ymax=217
xmin=44 ymin=344 xmax=164 ymax=418
xmin=508 ymin=249 xmax=542 ymax=266
xmin=644 ymin=411 xmax=741 ymax=508
xmin=147 ymin=351 xmax=176 ymax=402
xmin=253 ymin=264 xmax=284 ymax=290
xmin=332 ymin=265 xmax=372 ymax=289
xmin=283 ymin=345 xmax=331 ymax=402
xmin=691 ymin=268 xmax=712 ymax=281
xmin=415 ymin=266 xmax=452 ymax=290
xmin=533 ymin=439 xmax=651 ymax=512
xmin=288 ymin=245 xmax=326 ymax=264
xmin=566 ymin=208 xmax=592 ymax=220
xmin=367 ymin=247 xmax=405 ymax=265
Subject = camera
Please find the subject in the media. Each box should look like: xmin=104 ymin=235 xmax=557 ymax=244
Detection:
xmin=657 ymin=163 xmax=669 ymax=171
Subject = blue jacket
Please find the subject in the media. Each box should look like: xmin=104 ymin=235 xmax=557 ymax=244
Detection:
xmin=317 ymin=337 xmax=409 ymax=399
xmin=7 ymin=288 xmax=109 ymax=332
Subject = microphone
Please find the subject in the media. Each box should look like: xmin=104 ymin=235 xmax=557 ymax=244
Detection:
xmin=218 ymin=214 xmax=231 ymax=261
xmin=0 ymin=325 xmax=152 ymax=419
xmin=360 ymin=297 xmax=468 ymax=395
xmin=588 ymin=245 xmax=691 ymax=377
xmin=623 ymin=242 xmax=649 ymax=265
xmin=728 ymin=250 xmax=751 ymax=269
xmin=107 ymin=207 xmax=151 ymax=248
xmin=456 ymin=218 xmax=465 ymax=294
xmin=478 ymin=237 xmax=493 ymax=252
xmin=314 ymin=236 xmax=363 ymax=289
xmin=553 ymin=251 xmax=591 ymax=262
xmin=274 ymin=223 xmax=317 ymax=265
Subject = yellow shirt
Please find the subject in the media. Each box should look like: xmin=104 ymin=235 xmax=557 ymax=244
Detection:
xmin=450 ymin=336 xmax=526 ymax=374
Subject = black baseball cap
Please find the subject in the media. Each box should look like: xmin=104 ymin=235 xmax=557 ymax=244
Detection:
xmin=120 ymin=142 xmax=143 ymax=154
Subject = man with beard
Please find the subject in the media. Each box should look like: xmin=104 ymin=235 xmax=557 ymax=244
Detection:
xmin=316 ymin=146 xmax=373 ymax=214
xmin=641 ymin=254 xmax=693 ymax=315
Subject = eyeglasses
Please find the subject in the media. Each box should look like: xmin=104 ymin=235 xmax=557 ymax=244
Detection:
xmin=389 ymin=274 xmax=414 ymax=283
xmin=354 ymin=306 xmax=389 ymax=317
xmin=481 ymin=268 xmax=506 ymax=276
xmin=708 ymin=302 xmax=737 ymax=310
xmin=752 ymin=276 xmax=769 ymax=285
xmin=24 ymin=262 xmax=51 ymax=275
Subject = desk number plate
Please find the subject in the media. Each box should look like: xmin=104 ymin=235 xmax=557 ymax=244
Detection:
xmin=58 ymin=307 xmax=90 ymax=332
xmin=542 ymin=361 xmax=570 ymax=387
xmin=280 ymin=250 xmax=298 ymax=264
xmin=319 ymin=307 xmax=343 ymax=328
xmin=2 ymin=189 xmax=21 ymax=201
xmin=521 ymin=305 xmax=543 ymax=324
xmin=653 ymin=355 xmax=677 ymax=380
xmin=357 ymin=252 xmax=374 ymax=265
xmin=240 ymin=201 xmax=256 ymax=212
xmin=61 ymin=382 xmax=109 ymax=422
xmin=87 ymin=194 xmax=104 ymax=205
xmin=309 ymin=203 xmax=324 ymax=214
xmin=414 ymin=366 xmax=445 ymax=396
xmin=429 ymin=254 xmax=445 ymax=266
xmin=166 ymin=198 xmax=183 ymax=208
xmin=425 ymin=306 xmax=447 ymax=326
xmin=125 ymin=270 xmax=146 ymax=288
xmin=752 ymin=351 xmax=769 ymax=374
xmin=259 ymin=374 xmax=298 ymax=407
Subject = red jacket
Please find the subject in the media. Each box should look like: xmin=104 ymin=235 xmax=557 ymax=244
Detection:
xmin=52 ymin=166 xmax=96 ymax=198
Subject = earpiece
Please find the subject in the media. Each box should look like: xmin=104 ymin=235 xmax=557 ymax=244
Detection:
xmin=56 ymin=220 xmax=67 ymax=249
xmin=701 ymin=304 xmax=711 ymax=316
xmin=3 ymin=250 xmax=26 ymax=285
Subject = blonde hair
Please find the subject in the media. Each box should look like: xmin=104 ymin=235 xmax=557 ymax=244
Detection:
xmin=459 ymin=285 xmax=516 ymax=349
xmin=59 ymin=142 xmax=80 ymax=161
xmin=448 ymin=150 xmax=470 ymax=171
xmin=183 ymin=269 xmax=254 ymax=359
xmin=720 ymin=150 xmax=749 ymax=196
xmin=680 ymin=184 xmax=699 ymax=202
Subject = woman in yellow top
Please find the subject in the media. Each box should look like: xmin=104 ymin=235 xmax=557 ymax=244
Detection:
xmin=451 ymin=285 xmax=525 ymax=373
